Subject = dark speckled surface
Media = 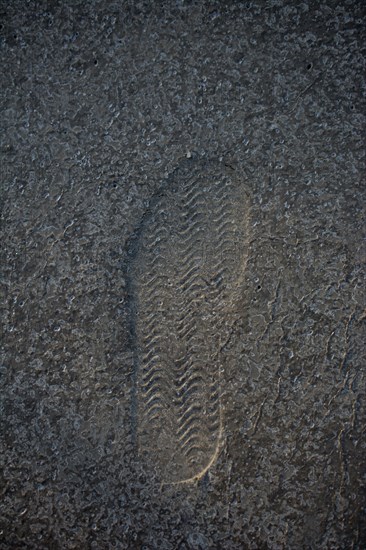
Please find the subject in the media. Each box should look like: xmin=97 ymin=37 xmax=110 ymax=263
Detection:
xmin=1 ymin=1 xmax=365 ymax=548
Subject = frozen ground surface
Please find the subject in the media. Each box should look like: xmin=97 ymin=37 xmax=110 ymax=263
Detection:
xmin=1 ymin=1 xmax=365 ymax=548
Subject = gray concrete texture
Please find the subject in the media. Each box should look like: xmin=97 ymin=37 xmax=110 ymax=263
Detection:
xmin=1 ymin=0 xmax=365 ymax=548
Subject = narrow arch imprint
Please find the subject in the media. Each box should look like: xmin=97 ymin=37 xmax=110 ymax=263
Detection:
xmin=127 ymin=159 xmax=250 ymax=484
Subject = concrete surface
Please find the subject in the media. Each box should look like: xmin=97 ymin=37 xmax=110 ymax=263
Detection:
xmin=1 ymin=0 xmax=365 ymax=548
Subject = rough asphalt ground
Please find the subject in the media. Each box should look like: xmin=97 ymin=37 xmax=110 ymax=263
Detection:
xmin=1 ymin=1 xmax=365 ymax=548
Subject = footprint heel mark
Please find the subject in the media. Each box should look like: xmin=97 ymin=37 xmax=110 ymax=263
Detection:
xmin=127 ymin=158 xmax=250 ymax=484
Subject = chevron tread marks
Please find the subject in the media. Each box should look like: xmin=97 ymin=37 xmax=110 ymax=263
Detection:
xmin=129 ymin=159 xmax=250 ymax=484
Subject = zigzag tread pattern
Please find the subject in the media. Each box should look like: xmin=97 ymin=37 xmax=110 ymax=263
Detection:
xmin=129 ymin=159 xmax=250 ymax=483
